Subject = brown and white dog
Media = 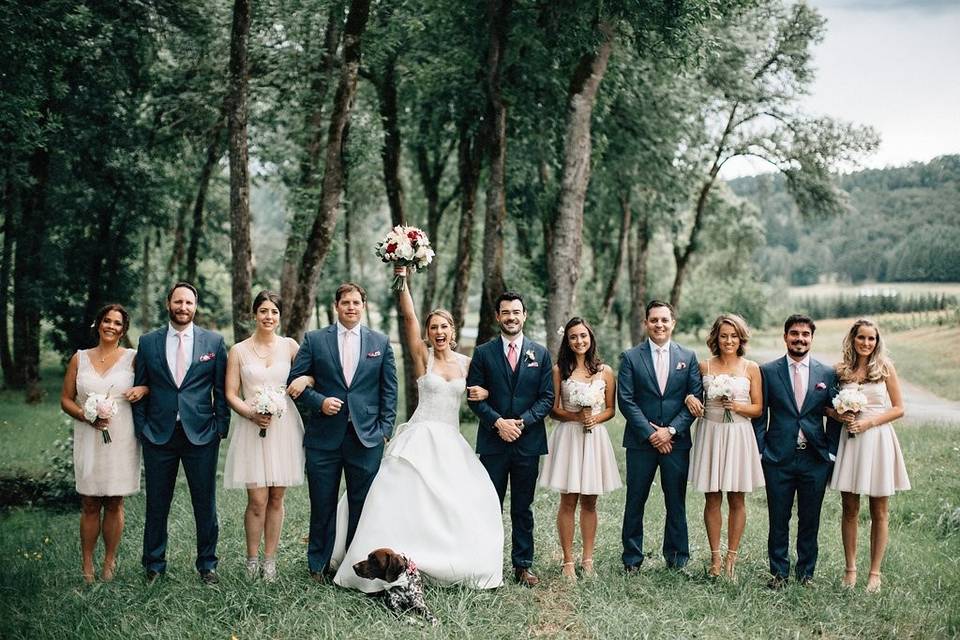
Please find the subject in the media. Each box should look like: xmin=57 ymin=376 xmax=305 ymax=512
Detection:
xmin=353 ymin=548 xmax=439 ymax=626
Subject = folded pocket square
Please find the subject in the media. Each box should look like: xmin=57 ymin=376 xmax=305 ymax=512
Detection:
xmin=199 ymin=352 xmax=216 ymax=362
xmin=675 ymin=362 xmax=687 ymax=370
xmin=366 ymin=350 xmax=381 ymax=358
xmin=527 ymin=362 xmax=539 ymax=368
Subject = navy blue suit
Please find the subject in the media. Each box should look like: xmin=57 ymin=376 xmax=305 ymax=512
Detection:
xmin=753 ymin=356 xmax=839 ymax=581
xmin=289 ymin=324 xmax=397 ymax=574
xmin=133 ymin=325 xmax=229 ymax=574
xmin=618 ymin=340 xmax=702 ymax=568
xmin=467 ymin=336 xmax=554 ymax=569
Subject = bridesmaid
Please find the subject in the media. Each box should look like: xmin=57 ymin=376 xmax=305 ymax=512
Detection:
xmin=60 ymin=304 xmax=148 ymax=583
xmin=223 ymin=291 xmax=310 ymax=581
xmin=686 ymin=314 xmax=764 ymax=579
xmin=539 ymin=317 xmax=621 ymax=579
xmin=828 ymin=319 xmax=910 ymax=593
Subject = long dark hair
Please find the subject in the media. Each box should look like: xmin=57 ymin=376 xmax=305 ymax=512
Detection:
xmin=556 ymin=317 xmax=602 ymax=381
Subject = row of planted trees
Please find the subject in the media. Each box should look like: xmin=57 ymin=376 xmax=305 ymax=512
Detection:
xmin=0 ymin=0 xmax=876 ymax=409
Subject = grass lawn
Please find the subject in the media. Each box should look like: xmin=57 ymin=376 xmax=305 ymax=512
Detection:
xmin=1 ymin=387 xmax=958 ymax=638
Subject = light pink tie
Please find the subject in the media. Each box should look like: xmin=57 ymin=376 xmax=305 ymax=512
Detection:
xmin=175 ymin=331 xmax=187 ymax=387
xmin=507 ymin=343 xmax=518 ymax=372
xmin=655 ymin=347 xmax=668 ymax=394
xmin=793 ymin=363 xmax=807 ymax=444
xmin=342 ymin=330 xmax=356 ymax=387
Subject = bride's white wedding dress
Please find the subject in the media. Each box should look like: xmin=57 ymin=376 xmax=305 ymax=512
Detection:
xmin=332 ymin=350 xmax=504 ymax=592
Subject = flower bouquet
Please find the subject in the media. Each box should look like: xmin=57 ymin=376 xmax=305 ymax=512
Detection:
xmin=252 ymin=386 xmax=287 ymax=438
xmin=832 ymin=385 xmax=868 ymax=438
xmin=374 ymin=225 xmax=435 ymax=291
xmin=707 ymin=374 xmax=736 ymax=422
xmin=569 ymin=383 xmax=604 ymax=434
xmin=83 ymin=392 xmax=118 ymax=444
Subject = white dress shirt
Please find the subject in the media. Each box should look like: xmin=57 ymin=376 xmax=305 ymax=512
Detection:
xmin=501 ymin=333 xmax=525 ymax=361
xmin=337 ymin=321 xmax=361 ymax=382
xmin=650 ymin=339 xmax=671 ymax=393
xmin=166 ymin=322 xmax=194 ymax=382
xmin=788 ymin=354 xmax=811 ymax=443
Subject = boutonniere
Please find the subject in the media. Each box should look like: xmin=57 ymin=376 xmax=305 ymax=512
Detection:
xmin=366 ymin=350 xmax=381 ymax=358
xmin=675 ymin=362 xmax=687 ymax=370
xmin=199 ymin=352 xmax=216 ymax=362
xmin=815 ymin=382 xmax=826 ymax=390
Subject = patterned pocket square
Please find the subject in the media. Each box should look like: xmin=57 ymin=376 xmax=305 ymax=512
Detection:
xmin=527 ymin=361 xmax=539 ymax=368
xmin=366 ymin=350 xmax=381 ymax=358
xmin=675 ymin=362 xmax=686 ymax=370
xmin=815 ymin=382 xmax=826 ymax=390
xmin=199 ymin=352 xmax=216 ymax=362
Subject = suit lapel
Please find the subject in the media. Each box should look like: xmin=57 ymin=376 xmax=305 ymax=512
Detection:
xmin=637 ymin=340 xmax=658 ymax=396
xmin=777 ymin=356 xmax=804 ymax=414
xmin=799 ymin=360 xmax=823 ymax=415
xmin=154 ymin=329 xmax=177 ymax=387
xmin=182 ymin=327 xmax=202 ymax=385
xmin=353 ymin=326 xmax=370 ymax=384
xmin=324 ymin=326 xmax=347 ymax=387
xmin=663 ymin=342 xmax=681 ymax=395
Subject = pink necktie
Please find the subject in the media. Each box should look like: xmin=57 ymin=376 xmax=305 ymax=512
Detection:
xmin=175 ymin=331 xmax=187 ymax=387
xmin=342 ymin=330 xmax=356 ymax=387
xmin=507 ymin=343 xmax=518 ymax=372
xmin=655 ymin=347 xmax=668 ymax=394
xmin=794 ymin=363 xmax=808 ymax=444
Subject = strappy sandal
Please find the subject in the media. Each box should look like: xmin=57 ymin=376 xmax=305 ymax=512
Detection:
xmin=866 ymin=571 xmax=881 ymax=593
xmin=561 ymin=561 xmax=576 ymax=580
xmin=724 ymin=550 xmax=738 ymax=581
xmin=842 ymin=567 xmax=857 ymax=589
xmin=581 ymin=558 xmax=595 ymax=578
xmin=707 ymin=550 xmax=722 ymax=579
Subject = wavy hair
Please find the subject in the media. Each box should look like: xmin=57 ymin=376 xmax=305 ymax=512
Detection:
xmin=424 ymin=308 xmax=457 ymax=350
xmin=556 ymin=317 xmax=602 ymax=381
xmin=706 ymin=313 xmax=751 ymax=357
xmin=837 ymin=318 xmax=892 ymax=383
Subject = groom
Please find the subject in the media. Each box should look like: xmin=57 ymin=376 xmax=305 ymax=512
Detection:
xmin=288 ymin=282 xmax=397 ymax=579
xmin=467 ymin=291 xmax=554 ymax=587
xmin=618 ymin=300 xmax=703 ymax=572
xmin=753 ymin=314 xmax=839 ymax=588
xmin=133 ymin=282 xmax=229 ymax=584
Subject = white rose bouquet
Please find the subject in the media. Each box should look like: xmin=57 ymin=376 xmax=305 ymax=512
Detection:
xmin=83 ymin=392 xmax=119 ymax=444
xmin=374 ymin=225 xmax=435 ymax=291
xmin=707 ymin=374 xmax=736 ymax=422
xmin=569 ymin=384 xmax=605 ymax=434
xmin=252 ymin=386 xmax=287 ymax=438
xmin=833 ymin=385 xmax=868 ymax=438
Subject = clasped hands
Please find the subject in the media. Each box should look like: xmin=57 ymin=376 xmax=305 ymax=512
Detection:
xmin=648 ymin=423 xmax=674 ymax=454
xmin=839 ymin=411 xmax=871 ymax=434
xmin=495 ymin=417 xmax=523 ymax=442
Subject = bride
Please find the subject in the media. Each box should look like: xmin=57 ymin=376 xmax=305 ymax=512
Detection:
xmin=331 ymin=267 xmax=504 ymax=591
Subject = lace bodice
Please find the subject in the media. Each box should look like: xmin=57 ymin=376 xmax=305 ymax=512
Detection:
xmin=407 ymin=350 xmax=469 ymax=427
xmin=840 ymin=380 xmax=890 ymax=418
xmin=559 ymin=377 xmax=607 ymax=415
xmin=702 ymin=373 xmax=752 ymax=424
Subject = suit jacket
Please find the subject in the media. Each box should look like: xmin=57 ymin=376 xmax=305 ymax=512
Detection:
xmin=753 ymin=356 xmax=840 ymax=465
xmin=617 ymin=340 xmax=703 ymax=451
xmin=466 ymin=336 xmax=555 ymax=457
xmin=288 ymin=324 xmax=397 ymax=451
xmin=133 ymin=325 xmax=229 ymax=446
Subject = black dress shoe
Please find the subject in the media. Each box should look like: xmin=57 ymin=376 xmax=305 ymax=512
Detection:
xmin=799 ymin=576 xmax=815 ymax=587
xmin=145 ymin=569 xmax=163 ymax=584
xmin=767 ymin=576 xmax=788 ymax=590
xmin=199 ymin=570 xmax=220 ymax=585
xmin=513 ymin=567 xmax=539 ymax=587
xmin=624 ymin=564 xmax=642 ymax=575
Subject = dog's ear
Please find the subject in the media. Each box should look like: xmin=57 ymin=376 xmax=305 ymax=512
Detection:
xmin=383 ymin=553 xmax=406 ymax=582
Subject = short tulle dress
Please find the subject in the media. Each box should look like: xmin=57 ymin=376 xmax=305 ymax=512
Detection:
xmin=539 ymin=377 xmax=622 ymax=495
xmin=223 ymin=341 xmax=305 ymax=488
xmin=72 ymin=349 xmax=141 ymax=496
xmin=830 ymin=380 xmax=910 ymax=497
xmin=688 ymin=364 xmax=765 ymax=493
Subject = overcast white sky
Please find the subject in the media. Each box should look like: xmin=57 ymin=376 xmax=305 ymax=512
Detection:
xmin=720 ymin=0 xmax=960 ymax=178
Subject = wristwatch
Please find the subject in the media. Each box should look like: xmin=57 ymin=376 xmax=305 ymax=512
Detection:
xmin=667 ymin=426 xmax=677 ymax=436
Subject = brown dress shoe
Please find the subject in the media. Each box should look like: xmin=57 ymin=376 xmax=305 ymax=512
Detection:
xmin=514 ymin=567 xmax=540 ymax=587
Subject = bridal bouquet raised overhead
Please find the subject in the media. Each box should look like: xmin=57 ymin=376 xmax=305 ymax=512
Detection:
xmin=374 ymin=225 xmax=435 ymax=291
xmin=833 ymin=385 xmax=868 ymax=438
xmin=84 ymin=392 xmax=118 ymax=444
xmin=706 ymin=374 xmax=736 ymax=422
xmin=569 ymin=383 xmax=604 ymax=434
xmin=252 ymin=386 xmax=287 ymax=438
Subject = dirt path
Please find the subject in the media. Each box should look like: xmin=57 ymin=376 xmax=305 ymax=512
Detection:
xmin=747 ymin=348 xmax=960 ymax=425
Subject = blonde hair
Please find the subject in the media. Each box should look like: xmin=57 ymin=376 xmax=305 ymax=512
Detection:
xmin=706 ymin=313 xmax=751 ymax=357
xmin=837 ymin=318 xmax=892 ymax=383
xmin=424 ymin=308 xmax=457 ymax=350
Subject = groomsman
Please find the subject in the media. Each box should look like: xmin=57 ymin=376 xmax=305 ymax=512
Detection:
xmin=467 ymin=291 xmax=554 ymax=587
xmin=753 ymin=314 xmax=839 ymax=588
xmin=618 ymin=300 xmax=703 ymax=571
xmin=288 ymin=282 xmax=397 ymax=579
xmin=133 ymin=282 xmax=229 ymax=584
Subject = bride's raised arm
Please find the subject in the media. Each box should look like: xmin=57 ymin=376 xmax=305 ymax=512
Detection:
xmin=394 ymin=265 xmax=429 ymax=378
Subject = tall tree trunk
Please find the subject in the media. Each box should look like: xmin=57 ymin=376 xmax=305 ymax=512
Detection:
xmin=281 ymin=5 xmax=344 ymax=307
xmin=12 ymin=146 xmax=50 ymax=400
xmin=1 ymin=180 xmax=16 ymax=386
xmin=186 ymin=111 xmax=228 ymax=285
xmin=286 ymin=0 xmax=372 ymax=340
xmin=140 ymin=232 xmax=152 ymax=331
xmin=167 ymin=198 xmax=189 ymax=280
xmin=228 ymin=0 xmax=253 ymax=342
xmin=450 ymin=122 xmax=483 ymax=348
xmin=628 ymin=209 xmax=650 ymax=345
xmin=545 ymin=22 xmax=613 ymax=355
xmin=371 ymin=57 xmax=418 ymax=419
xmin=476 ymin=0 xmax=513 ymax=347
xmin=601 ymin=188 xmax=632 ymax=317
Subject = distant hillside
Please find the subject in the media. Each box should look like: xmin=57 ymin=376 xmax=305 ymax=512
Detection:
xmin=729 ymin=155 xmax=960 ymax=285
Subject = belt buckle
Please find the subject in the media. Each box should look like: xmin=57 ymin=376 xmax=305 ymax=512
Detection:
xmin=796 ymin=441 xmax=807 ymax=450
